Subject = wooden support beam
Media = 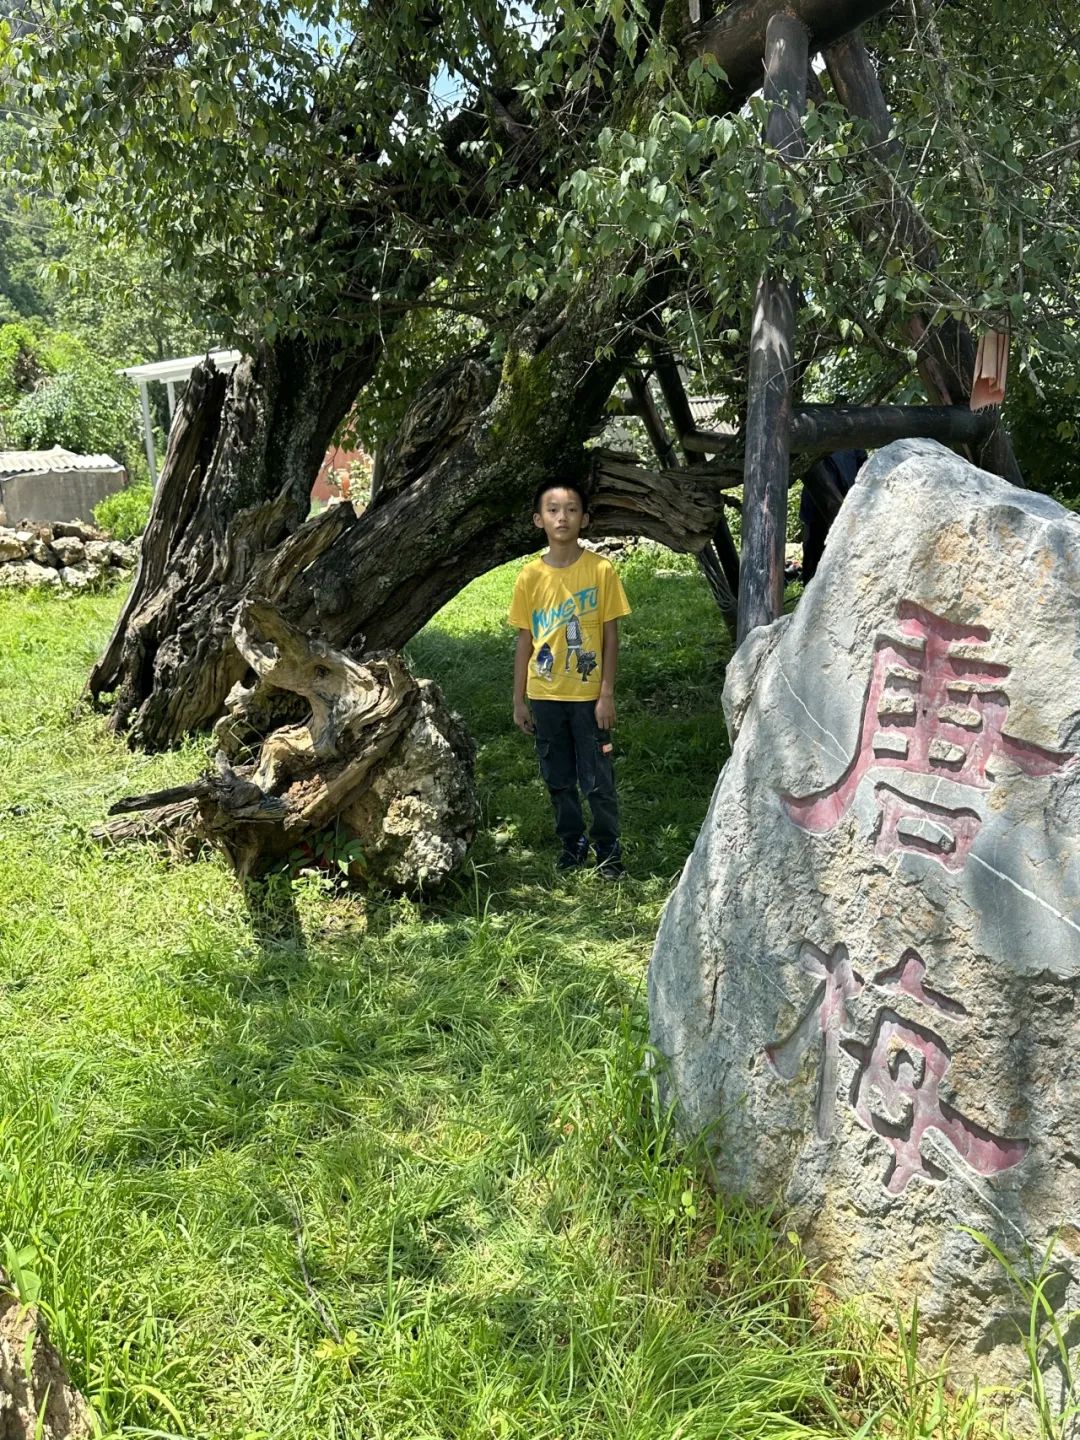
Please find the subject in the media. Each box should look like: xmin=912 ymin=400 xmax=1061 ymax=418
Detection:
xmin=624 ymin=368 xmax=679 ymax=469
xmin=823 ymin=34 xmax=1024 ymax=486
xmin=790 ymin=403 xmax=992 ymax=454
xmin=686 ymin=0 xmax=893 ymax=102
xmin=738 ymin=11 xmax=808 ymax=644
xmin=646 ymin=340 xmax=701 ymax=448
xmin=684 ymin=402 xmax=995 ymax=459
xmin=644 ymin=334 xmax=741 ymax=632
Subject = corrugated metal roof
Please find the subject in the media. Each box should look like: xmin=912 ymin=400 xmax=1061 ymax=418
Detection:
xmin=687 ymin=396 xmax=737 ymax=434
xmin=0 ymin=446 xmax=123 ymax=477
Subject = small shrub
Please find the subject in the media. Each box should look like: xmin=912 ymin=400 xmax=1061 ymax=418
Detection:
xmin=94 ymin=482 xmax=152 ymax=540
xmin=7 ymin=356 xmax=140 ymax=462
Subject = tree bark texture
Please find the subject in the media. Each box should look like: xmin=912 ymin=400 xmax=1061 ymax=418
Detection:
xmin=687 ymin=0 xmax=893 ymax=101
xmin=245 ymin=277 xmax=684 ymax=659
xmin=88 ymin=335 xmax=376 ymax=746
xmin=739 ymin=12 xmax=808 ymax=643
xmin=98 ymin=599 xmax=479 ymax=889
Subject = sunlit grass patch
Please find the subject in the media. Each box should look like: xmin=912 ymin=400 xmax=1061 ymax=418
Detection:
xmin=0 ymin=558 xmax=1022 ymax=1439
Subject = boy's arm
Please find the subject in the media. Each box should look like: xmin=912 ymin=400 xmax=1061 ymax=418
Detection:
xmin=595 ymin=618 xmax=619 ymax=730
xmin=513 ymin=629 xmax=534 ymax=734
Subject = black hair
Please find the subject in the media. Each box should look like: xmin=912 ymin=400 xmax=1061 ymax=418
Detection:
xmin=532 ymin=479 xmax=591 ymax=514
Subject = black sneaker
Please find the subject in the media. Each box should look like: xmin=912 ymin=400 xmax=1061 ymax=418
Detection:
xmin=556 ymin=836 xmax=589 ymax=870
xmin=595 ymin=852 xmax=627 ymax=881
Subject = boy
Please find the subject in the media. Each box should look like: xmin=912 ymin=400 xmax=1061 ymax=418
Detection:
xmin=508 ymin=481 xmax=631 ymax=879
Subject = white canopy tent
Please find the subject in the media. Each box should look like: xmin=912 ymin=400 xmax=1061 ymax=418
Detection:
xmin=120 ymin=349 xmax=241 ymax=484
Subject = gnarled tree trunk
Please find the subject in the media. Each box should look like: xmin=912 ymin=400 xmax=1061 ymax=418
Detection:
xmin=88 ymin=336 xmax=376 ymax=744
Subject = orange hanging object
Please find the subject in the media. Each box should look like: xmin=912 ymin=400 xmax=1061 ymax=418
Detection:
xmin=970 ymin=329 xmax=1009 ymax=410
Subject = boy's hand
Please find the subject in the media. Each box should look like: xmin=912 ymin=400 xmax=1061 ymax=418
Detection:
xmin=513 ymin=700 xmax=534 ymax=734
xmin=595 ymin=694 xmax=616 ymax=730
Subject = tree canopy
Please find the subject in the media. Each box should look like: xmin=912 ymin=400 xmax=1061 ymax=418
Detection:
xmin=6 ymin=0 xmax=1080 ymax=462
xmin=6 ymin=0 xmax=1080 ymax=754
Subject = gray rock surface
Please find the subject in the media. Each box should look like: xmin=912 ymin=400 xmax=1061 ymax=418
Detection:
xmin=0 ymin=525 xmax=136 ymax=589
xmin=52 ymin=520 xmax=102 ymax=542
xmin=0 ymin=563 xmax=29 ymax=589
xmin=21 ymin=561 xmax=61 ymax=587
xmin=0 ymin=1287 xmax=92 ymax=1437
xmin=48 ymin=535 xmax=86 ymax=567
xmin=341 ymin=677 xmax=479 ymax=889
xmin=649 ymin=440 xmax=1080 ymax=1418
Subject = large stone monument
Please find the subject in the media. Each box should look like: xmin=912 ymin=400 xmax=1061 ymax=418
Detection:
xmin=649 ymin=440 xmax=1079 ymax=1412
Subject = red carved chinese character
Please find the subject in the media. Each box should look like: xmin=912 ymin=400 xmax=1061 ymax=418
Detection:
xmin=764 ymin=941 xmax=863 ymax=1139
xmin=844 ymin=1012 xmax=1029 ymax=1193
xmin=782 ymin=602 xmax=1074 ymax=869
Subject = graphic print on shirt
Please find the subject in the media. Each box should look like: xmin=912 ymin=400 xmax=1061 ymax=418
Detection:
xmin=527 ymin=585 xmax=602 ymax=686
xmin=530 ymin=586 xmax=600 ymax=645
xmin=575 ymin=648 xmax=597 ymax=682
xmin=564 ymin=614 xmax=584 ymax=672
xmin=510 ymin=554 xmax=630 ymax=702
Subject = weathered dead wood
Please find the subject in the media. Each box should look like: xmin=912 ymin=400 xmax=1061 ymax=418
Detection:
xmin=739 ymin=11 xmax=809 ymax=642
xmin=87 ymin=336 xmax=375 ymax=745
xmin=589 ymin=449 xmax=740 ymax=551
xmin=98 ymin=600 xmax=477 ymax=888
xmin=822 ymin=33 xmax=1024 ymax=484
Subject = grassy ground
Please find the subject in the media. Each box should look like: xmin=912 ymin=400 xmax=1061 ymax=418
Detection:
xmin=0 ymin=551 xmax=1009 ymax=1439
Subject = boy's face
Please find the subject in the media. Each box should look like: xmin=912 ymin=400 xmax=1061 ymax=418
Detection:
xmin=534 ymin=488 xmax=589 ymax=544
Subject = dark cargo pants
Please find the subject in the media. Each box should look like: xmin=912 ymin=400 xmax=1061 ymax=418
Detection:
xmin=531 ymin=699 xmax=620 ymax=860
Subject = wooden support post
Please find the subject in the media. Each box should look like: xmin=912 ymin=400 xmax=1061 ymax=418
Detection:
xmin=738 ymin=11 xmax=808 ymax=644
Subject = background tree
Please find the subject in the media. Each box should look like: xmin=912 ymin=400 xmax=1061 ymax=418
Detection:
xmin=4 ymin=0 xmax=1080 ymax=751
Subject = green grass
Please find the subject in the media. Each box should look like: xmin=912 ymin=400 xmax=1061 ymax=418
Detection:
xmin=0 ymin=553 xmax=1021 ymax=1438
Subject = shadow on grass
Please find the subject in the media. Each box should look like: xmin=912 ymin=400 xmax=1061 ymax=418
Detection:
xmin=64 ymin=560 xmax=739 ymax=1323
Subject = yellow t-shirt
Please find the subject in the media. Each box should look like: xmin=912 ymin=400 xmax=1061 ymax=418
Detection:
xmin=508 ymin=548 xmax=631 ymax=701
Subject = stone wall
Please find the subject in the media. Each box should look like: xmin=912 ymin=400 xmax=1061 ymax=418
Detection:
xmin=0 ymin=521 xmax=137 ymax=590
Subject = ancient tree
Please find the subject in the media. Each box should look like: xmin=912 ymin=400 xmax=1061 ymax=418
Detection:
xmin=11 ymin=0 xmax=1080 ymax=773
